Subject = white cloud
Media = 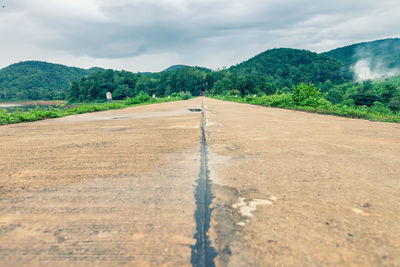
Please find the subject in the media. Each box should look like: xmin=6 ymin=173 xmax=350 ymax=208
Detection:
xmin=0 ymin=0 xmax=399 ymax=71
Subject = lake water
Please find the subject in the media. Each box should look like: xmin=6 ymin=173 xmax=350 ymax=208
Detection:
xmin=0 ymin=103 xmax=60 ymax=112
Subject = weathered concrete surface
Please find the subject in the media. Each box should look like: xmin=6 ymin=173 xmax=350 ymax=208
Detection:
xmin=204 ymin=98 xmax=400 ymax=266
xmin=0 ymin=99 xmax=203 ymax=266
xmin=1 ymin=97 xmax=400 ymax=266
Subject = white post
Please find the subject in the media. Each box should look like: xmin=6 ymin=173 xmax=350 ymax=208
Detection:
xmin=106 ymin=92 xmax=112 ymax=103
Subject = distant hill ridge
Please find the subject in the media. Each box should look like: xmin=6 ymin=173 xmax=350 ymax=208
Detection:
xmin=323 ymin=38 xmax=400 ymax=69
xmin=1 ymin=38 xmax=399 ymax=100
xmin=162 ymin=65 xmax=188 ymax=72
xmin=229 ymin=48 xmax=351 ymax=86
xmin=0 ymin=61 xmax=98 ymax=100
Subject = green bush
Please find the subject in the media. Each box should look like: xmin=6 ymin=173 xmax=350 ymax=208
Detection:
xmin=369 ymin=101 xmax=392 ymax=114
xmin=227 ymin=89 xmax=241 ymax=97
xmin=212 ymin=87 xmax=400 ymax=123
xmin=266 ymin=94 xmax=295 ymax=107
xmin=292 ymin=83 xmax=321 ymax=106
xmin=1 ymin=94 xmax=187 ymax=125
xmin=388 ymin=97 xmax=400 ymax=111
xmin=179 ymin=91 xmax=193 ymax=100
xmin=124 ymin=91 xmax=152 ymax=105
xmin=136 ymin=91 xmax=152 ymax=102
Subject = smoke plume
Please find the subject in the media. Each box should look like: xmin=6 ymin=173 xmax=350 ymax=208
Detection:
xmin=351 ymin=59 xmax=400 ymax=82
xmin=351 ymin=43 xmax=400 ymax=82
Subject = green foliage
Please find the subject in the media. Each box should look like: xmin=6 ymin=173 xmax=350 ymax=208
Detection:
xmin=2 ymin=38 xmax=400 ymax=119
xmin=388 ymin=96 xmax=400 ymax=111
xmin=229 ymin=48 xmax=352 ymax=87
xmin=227 ymin=89 xmax=241 ymax=97
xmin=351 ymin=94 xmax=380 ymax=107
xmin=292 ymin=83 xmax=321 ymax=106
xmin=0 ymin=61 xmax=96 ymax=100
xmin=326 ymin=89 xmax=343 ymax=104
xmin=163 ymin=65 xmax=188 ymax=72
xmin=369 ymin=101 xmax=393 ymax=114
xmin=212 ymin=84 xmax=400 ymax=123
xmin=136 ymin=91 xmax=152 ymax=102
xmin=179 ymin=91 xmax=193 ymax=100
xmin=65 ymin=48 xmax=360 ymax=102
xmin=205 ymin=48 xmax=353 ymax=97
xmin=324 ymin=74 xmax=400 ymax=111
xmin=256 ymin=94 xmax=295 ymax=108
xmin=0 ymin=95 xmax=189 ymax=125
xmin=67 ymin=66 xmax=207 ymax=102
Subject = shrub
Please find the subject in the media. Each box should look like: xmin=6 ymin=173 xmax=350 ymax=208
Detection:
xmin=369 ymin=101 xmax=392 ymax=114
xmin=351 ymin=94 xmax=380 ymax=107
xmin=244 ymin=95 xmax=256 ymax=103
xmin=210 ymin=85 xmax=400 ymax=123
xmin=292 ymin=83 xmax=321 ymax=106
xmin=179 ymin=91 xmax=192 ymax=100
xmin=266 ymin=94 xmax=295 ymax=108
xmin=124 ymin=91 xmax=151 ymax=105
xmin=227 ymin=89 xmax=241 ymax=97
xmin=1 ymin=94 xmax=184 ymax=125
xmin=136 ymin=91 xmax=152 ymax=103
xmin=389 ymin=97 xmax=400 ymax=111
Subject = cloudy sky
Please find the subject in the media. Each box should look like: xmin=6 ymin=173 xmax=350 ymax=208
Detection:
xmin=0 ymin=0 xmax=399 ymax=72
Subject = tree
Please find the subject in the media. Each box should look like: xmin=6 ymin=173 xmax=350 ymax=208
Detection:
xmin=381 ymin=84 xmax=397 ymax=103
xmin=292 ymin=83 xmax=321 ymax=105
xmin=351 ymin=94 xmax=380 ymax=106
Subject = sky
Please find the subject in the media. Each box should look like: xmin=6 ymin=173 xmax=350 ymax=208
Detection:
xmin=0 ymin=0 xmax=399 ymax=72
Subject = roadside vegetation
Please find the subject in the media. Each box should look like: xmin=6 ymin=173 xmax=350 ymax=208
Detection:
xmin=209 ymin=83 xmax=400 ymax=123
xmin=0 ymin=92 xmax=192 ymax=125
xmin=1 ymin=39 xmax=399 ymax=123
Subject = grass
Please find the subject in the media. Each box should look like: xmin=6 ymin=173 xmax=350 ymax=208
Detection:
xmin=210 ymin=93 xmax=400 ymax=123
xmin=0 ymin=95 xmax=190 ymax=125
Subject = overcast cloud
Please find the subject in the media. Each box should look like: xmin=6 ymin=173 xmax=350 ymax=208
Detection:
xmin=0 ymin=0 xmax=399 ymax=72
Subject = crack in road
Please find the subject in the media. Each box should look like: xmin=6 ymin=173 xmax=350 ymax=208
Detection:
xmin=191 ymin=100 xmax=217 ymax=267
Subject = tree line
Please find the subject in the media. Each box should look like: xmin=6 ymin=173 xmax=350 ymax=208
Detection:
xmin=67 ymin=48 xmax=353 ymax=102
xmin=1 ymin=47 xmax=398 ymax=112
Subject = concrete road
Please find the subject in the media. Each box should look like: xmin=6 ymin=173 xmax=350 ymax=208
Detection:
xmin=1 ymin=97 xmax=399 ymax=266
xmin=0 ymin=99 xmax=203 ymax=266
xmin=204 ymin=98 xmax=400 ymax=266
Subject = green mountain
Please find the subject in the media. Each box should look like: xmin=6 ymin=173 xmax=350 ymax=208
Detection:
xmin=0 ymin=61 xmax=97 ymax=100
xmin=162 ymin=65 xmax=211 ymax=73
xmin=324 ymin=38 xmax=400 ymax=70
xmin=68 ymin=49 xmax=353 ymax=102
xmin=229 ymin=48 xmax=352 ymax=87
xmin=163 ymin=65 xmax=188 ymax=72
xmin=3 ymin=38 xmax=400 ymax=102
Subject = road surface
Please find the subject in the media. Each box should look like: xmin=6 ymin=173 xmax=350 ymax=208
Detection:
xmin=1 ymin=97 xmax=399 ymax=266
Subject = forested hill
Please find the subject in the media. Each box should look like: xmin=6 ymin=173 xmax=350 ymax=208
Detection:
xmin=323 ymin=38 xmax=400 ymax=69
xmin=163 ymin=65 xmax=188 ymax=72
xmin=67 ymin=49 xmax=352 ymax=102
xmin=229 ymin=48 xmax=352 ymax=87
xmin=67 ymin=66 xmax=210 ymax=102
xmin=0 ymin=61 xmax=96 ymax=100
xmin=2 ymin=38 xmax=400 ymax=102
